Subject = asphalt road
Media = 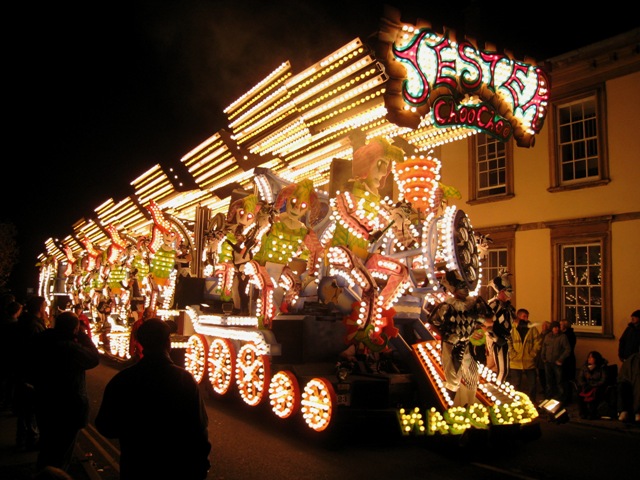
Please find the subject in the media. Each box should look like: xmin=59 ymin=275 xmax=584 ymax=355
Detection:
xmin=79 ymin=358 xmax=640 ymax=480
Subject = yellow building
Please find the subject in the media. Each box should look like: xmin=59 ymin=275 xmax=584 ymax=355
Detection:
xmin=440 ymin=28 xmax=640 ymax=368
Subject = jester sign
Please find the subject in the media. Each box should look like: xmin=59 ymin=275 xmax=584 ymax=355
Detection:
xmin=378 ymin=8 xmax=549 ymax=147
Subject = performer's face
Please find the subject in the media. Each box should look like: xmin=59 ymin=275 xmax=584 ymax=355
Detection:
xmin=497 ymin=289 xmax=511 ymax=302
xmin=236 ymin=208 xmax=255 ymax=226
xmin=286 ymin=197 xmax=308 ymax=219
xmin=364 ymin=157 xmax=390 ymax=191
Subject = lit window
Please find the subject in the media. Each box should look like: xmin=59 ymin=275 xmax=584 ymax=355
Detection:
xmin=560 ymin=243 xmax=602 ymax=328
xmin=551 ymin=218 xmax=611 ymax=336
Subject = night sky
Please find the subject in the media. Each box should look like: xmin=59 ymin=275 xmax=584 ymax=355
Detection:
xmin=4 ymin=0 xmax=637 ymax=297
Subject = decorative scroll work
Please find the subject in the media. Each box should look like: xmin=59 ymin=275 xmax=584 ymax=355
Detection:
xmin=378 ymin=13 xmax=549 ymax=147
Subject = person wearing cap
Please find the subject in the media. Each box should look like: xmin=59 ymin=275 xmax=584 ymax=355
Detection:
xmin=508 ymin=308 xmax=542 ymax=402
xmin=540 ymin=320 xmax=571 ymax=401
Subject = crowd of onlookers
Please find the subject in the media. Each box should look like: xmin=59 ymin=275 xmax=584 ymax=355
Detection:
xmin=0 ymin=293 xmax=99 ymax=479
xmin=0 ymin=292 xmax=211 ymax=480
xmin=0 ymin=290 xmax=638 ymax=476
xmin=476 ymin=307 xmax=640 ymax=422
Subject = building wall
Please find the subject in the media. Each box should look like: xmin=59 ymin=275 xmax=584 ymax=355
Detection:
xmin=439 ymin=46 xmax=640 ymax=369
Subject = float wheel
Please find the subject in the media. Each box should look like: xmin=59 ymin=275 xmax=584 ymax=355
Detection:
xmin=208 ymin=337 xmax=235 ymax=395
xmin=301 ymin=377 xmax=336 ymax=432
xmin=268 ymin=370 xmax=300 ymax=419
xmin=185 ymin=334 xmax=208 ymax=384
xmin=235 ymin=343 xmax=270 ymax=407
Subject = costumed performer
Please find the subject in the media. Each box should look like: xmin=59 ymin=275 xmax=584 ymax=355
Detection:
xmin=487 ymin=271 xmax=515 ymax=383
xmin=428 ymin=270 xmax=494 ymax=407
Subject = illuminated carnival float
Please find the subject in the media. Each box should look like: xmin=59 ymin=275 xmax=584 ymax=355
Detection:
xmin=37 ymin=7 xmax=549 ymax=439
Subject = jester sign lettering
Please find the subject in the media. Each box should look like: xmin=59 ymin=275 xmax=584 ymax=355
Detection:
xmin=378 ymin=12 xmax=549 ymax=147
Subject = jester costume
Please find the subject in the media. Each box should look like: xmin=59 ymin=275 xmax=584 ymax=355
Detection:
xmin=429 ymin=271 xmax=493 ymax=406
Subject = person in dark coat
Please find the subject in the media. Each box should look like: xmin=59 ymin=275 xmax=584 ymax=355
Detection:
xmin=560 ymin=319 xmax=577 ymax=403
xmin=95 ymin=318 xmax=211 ymax=480
xmin=618 ymin=310 xmax=640 ymax=362
xmin=541 ymin=321 xmax=571 ymax=401
xmin=14 ymin=295 xmax=49 ymax=450
xmin=30 ymin=311 xmax=99 ymax=471
xmin=576 ymin=350 xmax=608 ymax=419
xmin=617 ymin=350 xmax=640 ymax=422
xmin=0 ymin=300 xmax=22 ymax=410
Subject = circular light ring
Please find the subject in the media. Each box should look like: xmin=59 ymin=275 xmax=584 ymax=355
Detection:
xmin=208 ymin=337 xmax=236 ymax=396
xmin=235 ymin=343 xmax=271 ymax=407
xmin=268 ymin=370 xmax=301 ymax=419
xmin=300 ymin=377 xmax=336 ymax=432
xmin=185 ymin=334 xmax=208 ymax=384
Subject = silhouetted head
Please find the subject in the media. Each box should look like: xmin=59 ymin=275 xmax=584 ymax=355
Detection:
xmin=25 ymin=296 xmax=46 ymax=316
xmin=136 ymin=318 xmax=171 ymax=354
xmin=54 ymin=311 xmax=79 ymax=337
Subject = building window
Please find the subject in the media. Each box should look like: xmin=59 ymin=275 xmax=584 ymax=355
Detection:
xmin=469 ymin=133 xmax=514 ymax=204
xmin=479 ymin=247 xmax=508 ymax=301
xmin=560 ymin=243 xmax=602 ymax=328
xmin=549 ymin=87 xmax=609 ymax=191
xmin=475 ymin=226 xmax=516 ymax=303
xmin=550 ymin=217 xmax=612 ymax=337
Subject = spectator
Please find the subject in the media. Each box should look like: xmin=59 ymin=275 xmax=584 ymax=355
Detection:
xmin=576 ymin=350 xmax=609 ymax=419
xmin=0 ymin=300 xmax=22 ymax=411
xmin=96 ymin=318 xmax=211 ymax=480
xmin=72 ymin=304 xmax=92 ymax=338
xmin=560 ymin=319 xmax=577 ymax=403
xmin=508 ymin=308 xmax=541 ymax=402
xmin=31 ymin=311 xmax=99 ymax=472
xmin=14 ymin=295 xmax=49 ymax=450
xmin=618 ymin=310 xmax=640 ymax=362
xmin=535 ymin=321 xmax=551 ymax=398
xmin=541 ymin=321 xmax=571 ymax=402
xmin=617 ymin=351 xmax=640 ymax=423
xmin=128 ymin=306 xmax=156 ymax=360
xmin=0 ymin=292 xmax=16 ymax=318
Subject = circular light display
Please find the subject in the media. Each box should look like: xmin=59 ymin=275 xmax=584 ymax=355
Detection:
xmin=268 ymin=370 xmax=300 ymax=419
xmin=185 ymin=334 xmax=208 ymax=384
xmin=208 ymin=337 xmax=235 ymax=395
xmin=235 ymin=343 xmax=270 ymax=407
xmin=300 ymin=377 xmax=336 ymax=432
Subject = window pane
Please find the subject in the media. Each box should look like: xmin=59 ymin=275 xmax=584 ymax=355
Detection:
xmin=561 ymin=242 xmax=602 ymax=329
xmin=556 ymin=95 xmax=599 ymax=184
xmin=479 ymin=247 xmax=508 ymax=301
xmin=475 ymin=133 xmax=507 ymax=199
xmin=576 ymin=246 xmax=588 ymax=264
